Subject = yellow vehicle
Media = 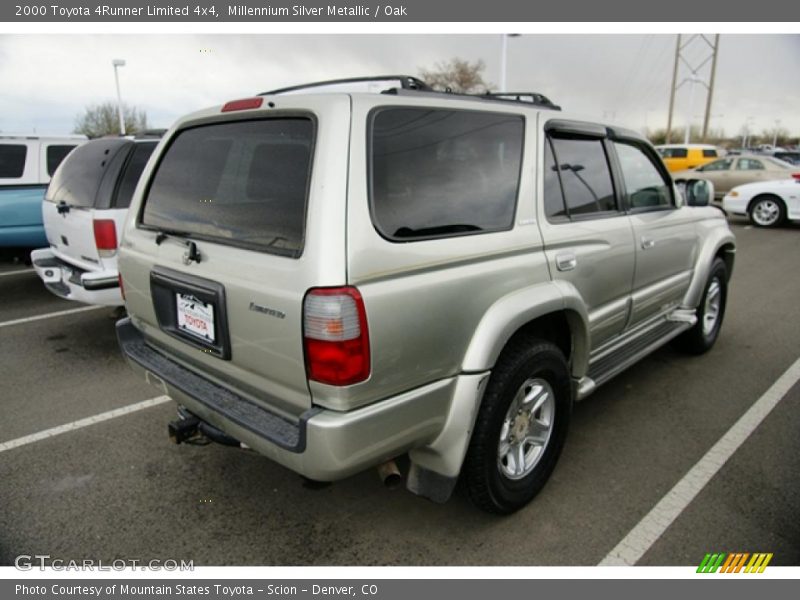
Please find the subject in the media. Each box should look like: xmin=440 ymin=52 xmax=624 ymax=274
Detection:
xmin=656 ymin=144 xmax=721 ymax=172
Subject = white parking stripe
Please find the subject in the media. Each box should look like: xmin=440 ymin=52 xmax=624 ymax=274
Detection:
xmin=0 ymin=268 xmax=35 ymax=277
xmin=600 ymin=356 xmax=800 ymax=566
xmin=0 ymin=305 xmax=105 ymax=328
xmin=0 ymin=396 xmax=171 ymax=454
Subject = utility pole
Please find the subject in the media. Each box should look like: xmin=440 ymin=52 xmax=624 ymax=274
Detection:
xmin=665 ymin=35 xmax=681 ymax=144
xmin=665 ymin=34 xmax=720 ymax=144
xmin=701 ymin=34 xmax=720 ymax=141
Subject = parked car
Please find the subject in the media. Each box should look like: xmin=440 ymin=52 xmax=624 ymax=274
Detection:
xmin=31 ymin=134 xmax=160 ymax=306
xmin=672 ymin=154 xmax=798 ymax=200
xmin=0 ymin=135 xmax=85 ymax=248
xmin=655 ymin=143 xmax=721 ymax=172
xmin=771 ymin=151 xmax=800 ymax=166
xmin=722 ymin=175 xmax=800 ymax=228
xmin=115 ymin=76 xmax=735 ymax=514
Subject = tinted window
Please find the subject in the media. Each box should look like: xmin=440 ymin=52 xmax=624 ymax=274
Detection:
xmin=45 ymin=138 xmax=131 ymax=207
xmin=0 ymin=144 xmax=27 ymax=178
xmin=772 ymin=152 xmax=800 ymax=165
xmin=702 ymin=149 xmax=718 ymax=158
xmin=549 ymin=137 xmax=616 ymax=216
xmin=697 ymin=159 xmax=733 ymax=172
xmin=614 ymin=142 xmax=672 ymax=210
xmin=46 ymin=145 xmax=77 ymax=176
xmin=143 ymin=118 xmax=314 ymax=257
xmin=370 ymin=108 xmax=523 ymax=240
xmin=737 ymin=158 xmax=764 ymax=170
xmin=658 ymin=147 xmax=688 ymax=158
xmin=543 ymin=138 xmax=567 ymax=220
xmin=113 ymin=142 xmax=157 ymax=208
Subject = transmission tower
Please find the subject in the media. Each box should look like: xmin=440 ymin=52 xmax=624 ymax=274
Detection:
xmin=665 ymin=34 xmax=720 ymax=144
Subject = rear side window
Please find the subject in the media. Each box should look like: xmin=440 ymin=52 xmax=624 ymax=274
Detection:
xmin=737 ymin=158 xmax=764 ymax=171
xmin=614 ymin=142 xmax=672 ymax=210
xmin=142 ymin=118 xmax=314 ymax=257
xmin=698 ymin=159 xmax=732 ymax=172
xmin=548 ymin=136 xmax=617 ymax=217
xmin=46 ymin=145 xmax=77 ymax=176
xmin=0 ymin=144 xmax=27 ymax=178
xmin=659 ymin=147 xmax=688 ymax=159
xmin=370 ymin=108 xmax=523 ymax=240
xmin=702 ymin=149 xmax=718 ymax=158
xmin=112 ymin=142 xmax=157 ymax=209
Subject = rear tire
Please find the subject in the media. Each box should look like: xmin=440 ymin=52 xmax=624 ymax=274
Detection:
xmin=749 ymin=195 xmax=786 ymax=228
xmin=674 ymin=257 xmax=727 ymax=355
xmin=464 ymin=337 xmax=571 ymax=515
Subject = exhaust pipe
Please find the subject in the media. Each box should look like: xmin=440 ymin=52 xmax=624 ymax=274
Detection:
xmin=377 ymin=460 xmax=402 ymax=489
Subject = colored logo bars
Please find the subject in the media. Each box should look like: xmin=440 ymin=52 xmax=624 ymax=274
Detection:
xmin=697 ymin=552 xmax=773 ymax=573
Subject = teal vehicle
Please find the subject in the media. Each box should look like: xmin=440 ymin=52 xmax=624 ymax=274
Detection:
xmin=0 ymin=135 xmax=85 ymax=248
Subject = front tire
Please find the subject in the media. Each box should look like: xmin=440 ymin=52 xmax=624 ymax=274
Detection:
xmin=749 ymin=195 xmax=786 ymax=228
xmin=674 ymin=257 xmax=728 ymax=355
xmin=464 ymin=337 xmax=571 ymax=515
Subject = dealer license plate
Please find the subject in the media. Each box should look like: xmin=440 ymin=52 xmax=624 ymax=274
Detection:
xmin=176 ymin=293 xmax=216 ymax=343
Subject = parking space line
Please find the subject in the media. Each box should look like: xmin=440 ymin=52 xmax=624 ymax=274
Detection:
xmin=0 ymin=268 xmax=35 ymax=278
xmin=0 ymin=396 xmax=171 ymax=454
xmin=599 ymin=356 xmax=800 ymax=566
xmin=0 ymin=305 xmax=105 ymax=328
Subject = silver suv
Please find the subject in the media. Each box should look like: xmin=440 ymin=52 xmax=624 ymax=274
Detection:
xmin=117 ymin=76 xmax=735 ymax=514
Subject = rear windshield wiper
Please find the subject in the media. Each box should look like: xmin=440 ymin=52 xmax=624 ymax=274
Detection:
xmin=394 ymin=224 xmax=483 ymax=238
xmin=154 ymin=228 xmax=188 ymax=246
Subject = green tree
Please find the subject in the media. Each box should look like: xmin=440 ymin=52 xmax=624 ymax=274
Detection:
xmin=419 ymin=58 xmax=492 ymax=94
xmin=74 ymin=102 xmax=148 ymax=138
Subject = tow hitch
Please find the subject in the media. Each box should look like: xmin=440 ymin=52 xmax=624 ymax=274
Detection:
xmin=169 ymin=407 xmax=242 ymax=447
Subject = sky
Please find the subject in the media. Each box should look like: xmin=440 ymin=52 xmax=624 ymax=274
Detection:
xmin=1 ymin=33 xmax=798 ymax=140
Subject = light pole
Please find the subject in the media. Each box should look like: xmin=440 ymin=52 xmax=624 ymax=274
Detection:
xmin=112 ymin=59 xmax=126 ymax=135
xmin=499 ymin=34 xmax=520 ymax=92
xmin=772 ymin=119 xmax=781 ymax=148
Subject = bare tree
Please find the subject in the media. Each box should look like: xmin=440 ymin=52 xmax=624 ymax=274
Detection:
xmin=74 ymin=102 xmax=149 ymax=138
xmin=419 ymin=58 xmax=492 ymax=94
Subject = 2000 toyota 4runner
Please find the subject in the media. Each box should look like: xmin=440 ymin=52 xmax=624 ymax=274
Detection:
xmin=116 ymin=76 xmax=735 ymax=514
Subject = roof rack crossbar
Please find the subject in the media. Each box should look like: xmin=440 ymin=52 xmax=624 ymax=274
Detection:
xmin=385 ymin=88 xmax=561 ymax=111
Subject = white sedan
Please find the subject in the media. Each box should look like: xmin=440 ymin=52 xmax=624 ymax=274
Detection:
xmin=722 ymin=176 xmax=800 ymax=228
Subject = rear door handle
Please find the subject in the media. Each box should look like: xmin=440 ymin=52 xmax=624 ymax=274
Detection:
xmin=641 ymin=237 xmax=656 ymax=250
xmin=555 ymin=252 xmax=577 ymax=272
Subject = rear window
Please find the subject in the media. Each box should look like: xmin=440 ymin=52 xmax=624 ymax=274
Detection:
xmin=0 ymin=144 xmax=27 ymax=178
xmin=112 ymin=142 xmax=157 ymax=209
xmin=46 ymin=144 xmax=78 ymax=176
xmin=142 ymin=118 xmax=314 ymax=257
xmin=46 ymin=138 xmax=131 ymax=207
xmin=370 ymin=107 xmax=523 ymax=241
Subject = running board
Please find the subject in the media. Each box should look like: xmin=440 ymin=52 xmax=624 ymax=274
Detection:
xmin=581 ymin=314 xmax=695 ymax=395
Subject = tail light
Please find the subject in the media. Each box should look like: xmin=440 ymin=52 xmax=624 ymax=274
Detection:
xmin=303 ymin=287 xmax=370 ymax=386
xmin=93 ymin=219 xmax=118 ymax=258
xmin=792 ymin=173 xmax=800 ymax=181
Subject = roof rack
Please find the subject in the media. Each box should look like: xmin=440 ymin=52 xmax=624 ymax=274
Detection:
xmin=260 ymin=75 xmax=560 ymax=111
xmin=260 ymin=75 xmax=430 ymax=96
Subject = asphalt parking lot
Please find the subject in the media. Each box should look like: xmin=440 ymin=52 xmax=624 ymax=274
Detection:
xmin=1 ymin=217 xmax=798 ymax=567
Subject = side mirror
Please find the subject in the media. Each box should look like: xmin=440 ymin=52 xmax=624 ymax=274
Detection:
xmin=678 ymin=178 xmax=714 ymax=207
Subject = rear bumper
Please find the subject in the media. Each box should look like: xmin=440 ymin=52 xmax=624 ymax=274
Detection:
xmin=116 ymin=317 xmax=459 ymax=481
xmin=31 ymin=247 xmax=122 ymax=306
